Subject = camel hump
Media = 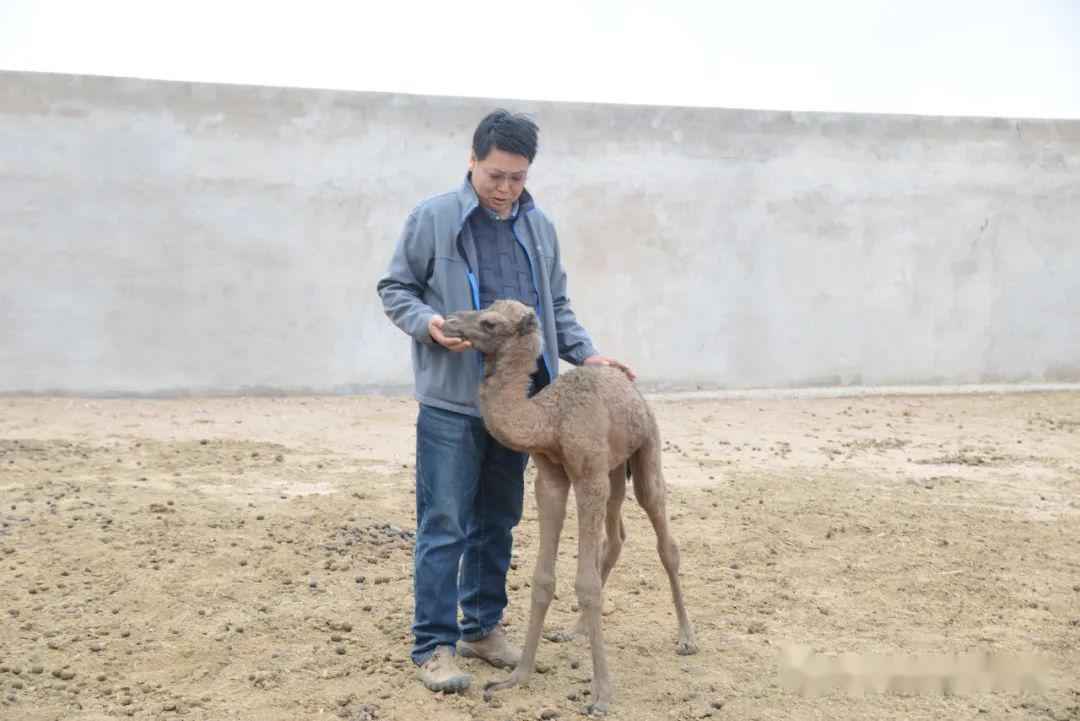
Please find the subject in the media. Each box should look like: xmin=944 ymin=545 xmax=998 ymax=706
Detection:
xmin=559 ymin=365 xmax=636 ymax=396
xmin=547 ymin=366 xmax=653 ymax=465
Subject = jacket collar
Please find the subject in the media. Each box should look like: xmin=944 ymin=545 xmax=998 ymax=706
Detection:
xmin=457 ymin=173 xmax=535 ymax=227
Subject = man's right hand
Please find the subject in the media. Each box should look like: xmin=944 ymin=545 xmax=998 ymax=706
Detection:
xmin=429 ymin=315 xmax=472 ymax=352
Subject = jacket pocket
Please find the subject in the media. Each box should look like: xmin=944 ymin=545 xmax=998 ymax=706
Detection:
xmin=429 ymin=256 xmax=473 ymax=313
xmin=539 ymin=252 xmax=557 ymax=279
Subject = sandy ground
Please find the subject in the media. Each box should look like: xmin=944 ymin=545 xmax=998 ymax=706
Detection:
xmin=1 ymin=390 xmax=1078 ymax=721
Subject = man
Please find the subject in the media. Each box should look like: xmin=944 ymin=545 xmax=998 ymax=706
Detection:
xmin=377 ymin=109 xmax=633 ymax=693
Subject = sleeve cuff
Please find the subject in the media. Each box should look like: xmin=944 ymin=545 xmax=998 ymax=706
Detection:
xmin=414 ymin=312 xmax=436 ymax=344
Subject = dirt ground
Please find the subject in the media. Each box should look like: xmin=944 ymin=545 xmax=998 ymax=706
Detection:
xmin=1 ymin=390 xmax=1078 ymax=721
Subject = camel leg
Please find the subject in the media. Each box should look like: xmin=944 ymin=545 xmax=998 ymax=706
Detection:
xmin=631 ymin=442 xmax=699 ymax=656
xmin=565 ymin=464 xmax=626 ymax=639
xmin=600 ymin=463 xmax=627 ymax=586
xmin=483 ymin=456 xmax=569 ymax=698
xmin=573 ymin=474 xmax=613 ymax=715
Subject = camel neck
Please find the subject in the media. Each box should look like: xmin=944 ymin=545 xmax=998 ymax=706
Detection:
xmin=478 ymin=335 xmax=549 ymax=453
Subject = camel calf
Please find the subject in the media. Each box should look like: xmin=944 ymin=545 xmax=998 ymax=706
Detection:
xmin=444 ymin=300 xmax=698 ymax=716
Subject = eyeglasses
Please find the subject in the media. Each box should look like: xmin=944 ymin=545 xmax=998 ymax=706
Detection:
xmin=482 ymin=168 xmax=528 ymax=187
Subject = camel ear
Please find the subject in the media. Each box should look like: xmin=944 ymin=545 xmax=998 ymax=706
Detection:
xmin=516 ymin=310 xmax=539 ymax=336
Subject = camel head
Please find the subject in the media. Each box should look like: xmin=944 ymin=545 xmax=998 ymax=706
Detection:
xmin=443 ymin=300 xmax=540 ymax=355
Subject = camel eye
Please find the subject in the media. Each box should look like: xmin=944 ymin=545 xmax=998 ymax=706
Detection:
xmin=481 ymin=319 xmax=497 ymax=331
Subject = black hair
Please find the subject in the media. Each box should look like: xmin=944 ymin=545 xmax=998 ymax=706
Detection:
xmin=472 ymin=109 xmax=539 ymax=163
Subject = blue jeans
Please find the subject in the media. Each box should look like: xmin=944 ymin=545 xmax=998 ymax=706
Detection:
xmin=411 ymin=403 xmax=527 ymax=665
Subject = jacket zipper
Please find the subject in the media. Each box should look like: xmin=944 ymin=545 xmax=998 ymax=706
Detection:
xmin=512 ymin=216 xmax=553 ymax=380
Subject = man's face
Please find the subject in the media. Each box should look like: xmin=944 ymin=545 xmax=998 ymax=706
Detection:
xmin=469 ymin=148 xmax=530 ymax=217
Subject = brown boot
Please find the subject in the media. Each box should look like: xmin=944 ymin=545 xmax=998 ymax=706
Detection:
xmin=458 ymin=626 xmax=521 ymax=669
xmin=417 ymin=646 xmax=471 ymax=693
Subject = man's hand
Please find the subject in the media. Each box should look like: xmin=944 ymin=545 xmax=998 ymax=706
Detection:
xmin=584 ymin=355 xmax=636 ymax=382
xmin=429 ymin=315 xmax=472 ymax=352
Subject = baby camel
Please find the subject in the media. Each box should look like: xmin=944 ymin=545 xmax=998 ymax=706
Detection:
xmin=444 ymin=300 xmax=698 ymax=715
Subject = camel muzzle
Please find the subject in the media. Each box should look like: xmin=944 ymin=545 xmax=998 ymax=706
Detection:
xmin=442 ymin=311 xmax=474 ymax=337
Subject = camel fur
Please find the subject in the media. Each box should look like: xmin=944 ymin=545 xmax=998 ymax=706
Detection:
xmin=443 ymin=299 xmax=698 ymax=715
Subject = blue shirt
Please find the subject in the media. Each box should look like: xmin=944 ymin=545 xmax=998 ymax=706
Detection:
xmin=468 ymin=202 xmax=540 ymax=313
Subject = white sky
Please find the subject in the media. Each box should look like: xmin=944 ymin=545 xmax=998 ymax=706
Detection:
xmin=2 ymin=0 xmax=1078 ymax=119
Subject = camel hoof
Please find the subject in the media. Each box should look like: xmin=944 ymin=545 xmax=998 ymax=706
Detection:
xmin=676 ymin=639 xmax=699 ymax=656
xmin=483 ymin=675 xmax=519 ymax=701
xmin=585 ymin=701 xmax=609 ymax=716
xmin=482 ymin=681 xmax=502 ymax=702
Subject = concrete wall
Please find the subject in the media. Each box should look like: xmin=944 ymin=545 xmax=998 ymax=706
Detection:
xmin=2 ymin=70 xmax=1078 ymax=395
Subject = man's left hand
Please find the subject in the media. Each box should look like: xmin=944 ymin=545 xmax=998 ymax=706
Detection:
xmin=583 ymin=355 xmax=637 ymax=382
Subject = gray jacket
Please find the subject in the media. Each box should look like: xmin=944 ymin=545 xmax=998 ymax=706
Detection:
xmin=377 ymin=176 xmax=598 ymax=417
